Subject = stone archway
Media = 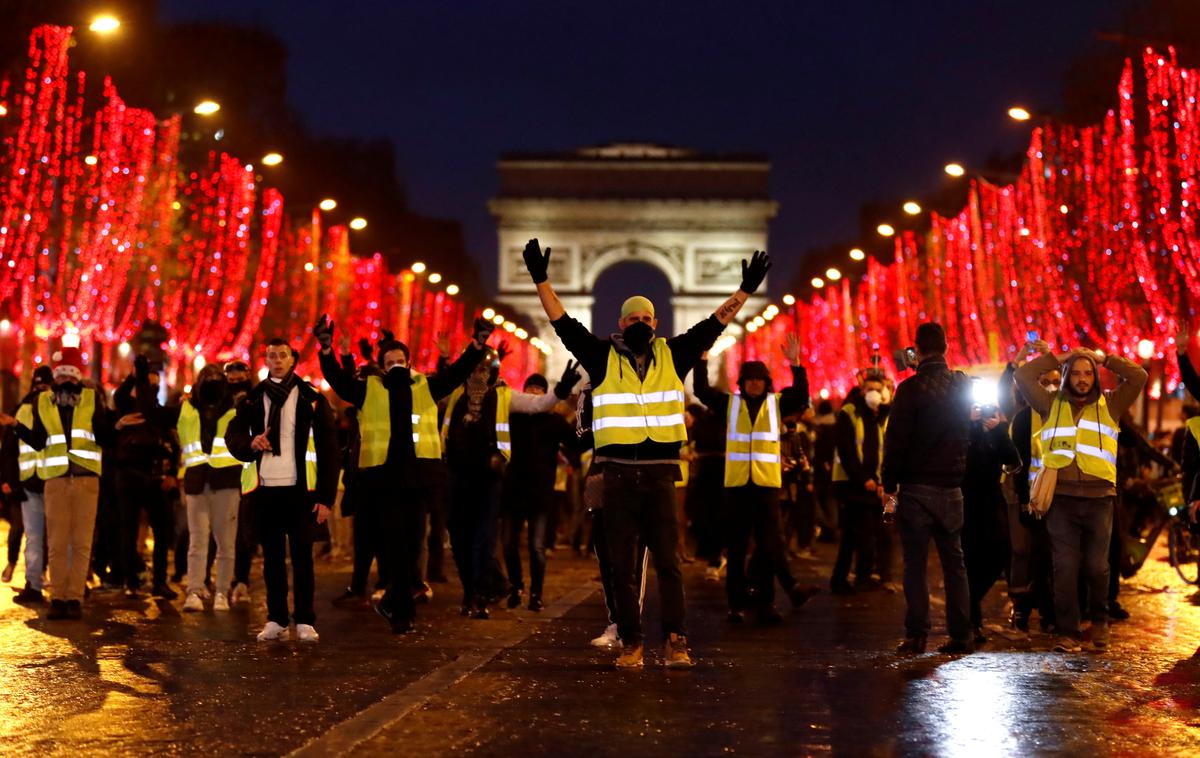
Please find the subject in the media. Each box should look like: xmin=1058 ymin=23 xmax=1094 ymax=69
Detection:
xmin=489 ymin=143 xmax=777 ymax=379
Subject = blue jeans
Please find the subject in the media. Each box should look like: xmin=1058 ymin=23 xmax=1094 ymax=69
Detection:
xmin=1045 ymin=494 xmax=1113 ymax=637
xmin=21 ymin=492 xmax=45 ymax=591
xmin=898 ymin=484 xmax=971 ymax=642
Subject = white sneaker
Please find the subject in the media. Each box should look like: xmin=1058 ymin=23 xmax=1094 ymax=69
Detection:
xmin=590 ymin=623 xmax=621 ymax=649
xmin=230 ymin=582 xmax=250 ymax=605
xmin=256 ymin=621 xmax=290 ymax=642
xmin=295 ymin=623 xmax=320 ymax=643
xmin=212 ymin=592 xmax=230 ymax=611
xmin=182 ymin=592 xmax=205 ymax=612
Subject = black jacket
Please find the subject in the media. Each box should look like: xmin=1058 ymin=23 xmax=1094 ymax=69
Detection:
xmin=226 ymin=379 xmax=339 ymax=506
xmin=832 ymin=394 xmax=888 ymax=505
xmin=881 ymin=356 xmax=973 ymax=493
xmin=962 ymin=419 xmax=1021 ymax=497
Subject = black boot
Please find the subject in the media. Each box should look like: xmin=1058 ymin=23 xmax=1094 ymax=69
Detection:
xmin=507 ymin=589 xmax=522 ymax=609
xmin=66 ymin=600 xmax=82 ymax=619
xmin=528 ymin=595 xmax=543 ymax=612
xmin=46 ymin=600 xmax=68 ymax=620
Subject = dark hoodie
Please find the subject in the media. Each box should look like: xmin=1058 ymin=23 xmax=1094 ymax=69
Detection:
xmin=136 ymin=369 xmax=238 ymax=494
xmin=1014 ymin=351 xmax=1147 ymax=499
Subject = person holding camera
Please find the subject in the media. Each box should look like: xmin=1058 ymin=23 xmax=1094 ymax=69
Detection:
xmin=1014 ymin=338 xmax=1146 ymax=653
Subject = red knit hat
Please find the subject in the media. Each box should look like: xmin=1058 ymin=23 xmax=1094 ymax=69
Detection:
xmin=51 ymin=346 xmax=84 ymax=380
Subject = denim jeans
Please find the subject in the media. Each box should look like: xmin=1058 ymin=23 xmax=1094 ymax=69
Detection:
xmin=449 ymin=470 xmax=504 ymax=606
xmin=21 ymin=492 xmax=45 ymax=591
xmin=1045 ymin=494 xmax=1114 ymax=637
xmin=724 ymin=484 xmax=795 ymax=610
xmin=502 ymin=511 xmax=548 ymax=597
xmin=898 ymin=484 xmax=971 ymax=643
xmin=602 ymin=464 xmax=686 ymax=646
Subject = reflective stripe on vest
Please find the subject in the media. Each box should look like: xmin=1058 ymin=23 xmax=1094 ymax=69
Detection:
xmin=441 ymin=384 xmax=513 ymax=461
xmin=831 ymin=403 xmax=884 ymax=483
xmin=1040 ymin=394 xmax=1118 ymax=484
xmin=360 ymin=373 xmax=442 ymax=468
xmin=36 ymin=388 xmax=101 ymax=478
xmin=15 ymin=403 xmax=41 ymax=481
xmin=1026 ymin=409 xmax=1044 ymax=485
xmin=591 ymin=339 xmax=686 ymax=448
xmin=177 ymin=403 xmax=240 ymax=471
xmin=724 ymin=393 xmax=782 ymax=488
xmin=241 ymin=427 xmax=319 ymax=495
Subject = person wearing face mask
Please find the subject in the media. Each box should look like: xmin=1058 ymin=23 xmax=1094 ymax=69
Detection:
xmin=829 ymin=368 xmax=890 ymax=595
xmin=315 ymin=314 xmax=490 ymax=633
xmin=222 ymin=360 xmax=258 ymax=605
xmin=523 ymin=238 xmax=768 ymax=669
xmin=135 ymin=361 xmax=245 ymax=612
xmin=1 ymin=366 xmax=54 ymax=604
xmin=1015 ymin=338 xmax=1146 ymax=653
xmin=692 ymin=334 xmax=819 ymax=624
xmin=440 ymin=341 xmax=580 ymax=620
xmin=1006 ymin=346 xmax=1059 ymax=633
xmin=0 ymin=346 xmax=132 ymax=620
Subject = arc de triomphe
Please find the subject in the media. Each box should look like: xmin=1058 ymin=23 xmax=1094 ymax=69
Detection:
xmin=489 ymin=143 xmax=778 ymax=380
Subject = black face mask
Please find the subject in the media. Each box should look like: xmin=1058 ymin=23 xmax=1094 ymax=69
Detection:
xmin=199 ymin=379 xmax=227 ymax=404
xmin=55 ymin=381 xmax=82 ymax=395
xmin=227 ymin=379 xmax=251 ymax=397
xmin=622 ymin=321 xmax=655 ymax=354
xmin=384 ymin=365 xmax=411 ymax=387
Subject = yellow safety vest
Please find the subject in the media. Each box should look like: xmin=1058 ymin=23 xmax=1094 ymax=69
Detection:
xmin=724 ymin=393 xmax=782 ymax=488
xmin=1025 ymin=409 xmax=1044 ymax=485
xmin=1187 ymin=418 xmax=1200 ymax=451
xmin=677 ymin=440 xmax=693 ymax=489
xmin=1040 ymin=394 xmax=1119 ymax=484
xmin=37 ymin=388 xmax=102 ymax=478
xmin=15 ymin=404 xmax=41 ymax=481
xmin=241 ymin=428 xmax=319 ymax=495
xmin=359 ymin=373 xmax=442 ymax=467
xmin=441 ymin=385 xmax=513 ymax=461
xmin=177 ymin=404 xmax=240 ymax=471
xmin=591 ymin=340 xmax=686 ymax=449
xmin=831 ymin=403 xmax=884 ymax=483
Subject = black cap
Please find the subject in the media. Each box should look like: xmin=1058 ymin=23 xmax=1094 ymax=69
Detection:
xmin=739 ymin=361 xmax=770 ymax=382
xmin=523 ymin=373 xmax=549 ymax=392
xmin=31 ymin=365 xmax=53 ymax=387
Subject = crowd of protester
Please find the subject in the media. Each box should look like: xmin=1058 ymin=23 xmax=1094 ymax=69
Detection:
xmin=1 ymin=240 xmax=1194 ymax=665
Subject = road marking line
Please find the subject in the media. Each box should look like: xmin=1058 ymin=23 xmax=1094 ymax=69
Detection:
xmin=288 ymin=581 xmax=599 ymax=758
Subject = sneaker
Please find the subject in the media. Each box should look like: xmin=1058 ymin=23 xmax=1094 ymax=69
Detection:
xmin=182 ymin=593 xmax=205 ymax=612
xmin=591 ymin=623 xmax=620 ymax=649
xmin=14 ymin=587 xmax=45 ymax=604
xmin=375 ymin=600 xmax=415 ymax=634
xmin=65 ymin=600 xmax=82 ymax=619
xmin=1053 ymin=636 xmax=1083 ymax=653
xmin=212 ymin=593 xmax=230 ymax=612
xmin=46 ymin=599 xmax=68 ymax=620
xmin=896 ymin=636 xmax=927 ymax=655
xmin=528 ymin=595 xmax=544 ymax=612
xmin=1 ymin=562 xmax=14 ymax=583
xmin=507 ymin=589 xmax=522 ymax=609
xmin=1091 ymin=623 xmax=1110 ymax=651
xmin=413 ymin=583 xmax=433 ymax=604
xmin=256 ymin=621 xmax=290 ymax=642
xmin=153 ymin=584 xmax=178 ymax=600
xmin=703 ymin=566 xmax=722 ymax=582
xmin=664 ymin=633 xmax=695 ymax=668
xmin=295 ymin=624 xmax=320 ymax=642
xmin=1108 ymin=603 xmax=1130 ymax=622
xmin=230 ymin=582 xmax=251 ymax=605
xmin=616 ymin=643 xmax=645 ymax=668
xmin=936 ymin=640 xmax=974 ymax=655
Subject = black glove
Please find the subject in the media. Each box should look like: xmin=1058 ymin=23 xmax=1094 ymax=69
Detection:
xmin=358 ymin=337 xmax=374 ymax=364
xmin=134 ymin=354 xmax=150 ymax=383
xmin=496 ymin=340 xmax=511 ymax=363
xmin=313 ymin=314 xmax=335 ymax=351
xmin=473 ymin=316 xmax=495 ymax=346
xmin=523 ymin=238 xmax=551 ymax=284
xmin=740 ymin=250 xmax=771 ymax=294
xmin=555 ymin=360 xmax=581 ymax=400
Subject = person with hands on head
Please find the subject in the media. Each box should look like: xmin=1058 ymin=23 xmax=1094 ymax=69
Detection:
xmin=440 ymin=324 xmax=578 ymax=620
xmin=314 ymin=313 xmax=490 ymax=633
xmin=225 ymin=338 xmax=339 ymax=643
xmin=523 ymin=237 xmax=769 ymax=668
xmin=1014 ymin=336 xmax=1147 ymax=653
xmin=692 ymin=333 xmax=819 ymax=624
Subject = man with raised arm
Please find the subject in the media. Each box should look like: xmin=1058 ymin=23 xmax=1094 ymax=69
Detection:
xmin=521 ymin=238 xmax=769 ymax=669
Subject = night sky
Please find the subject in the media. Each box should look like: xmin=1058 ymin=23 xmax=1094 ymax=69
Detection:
xmin=162 ymin=0 xmax=1123 ymax=305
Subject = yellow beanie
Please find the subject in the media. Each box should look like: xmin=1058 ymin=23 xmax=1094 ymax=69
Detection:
xmin=620 ymin=296 xmax=655 ymax=320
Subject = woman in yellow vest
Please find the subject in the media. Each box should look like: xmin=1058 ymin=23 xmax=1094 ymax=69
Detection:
xmin=442 ymin=345 xmax=575 ymax=619
xmin=693 ymin=335 xmax=819 ymax=623
xmin=1 ymin=347 xmax=131 ymax=621
xmin=522 ymin=237 xmax=769 ymax=668
xmin=136 ymin=362 xmax=245 ymax=613
xmin=314 ymin=314 xmax=491 ymax=634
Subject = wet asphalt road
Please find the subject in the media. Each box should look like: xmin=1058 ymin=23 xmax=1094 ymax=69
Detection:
xmin=3 ymin=523 xmax=1200 ymax=757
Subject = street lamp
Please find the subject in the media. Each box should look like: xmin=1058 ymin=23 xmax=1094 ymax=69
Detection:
xmin=825 ymin=267 xmax=842 ymax=281
xmin=491 ymin=314 xmax=505 ymax=326
xmin=849 ymin=248 xmax=866 ymax=261
xmin=89 ymin=14 xmax=121 ymax=34
xmin=1008 ymin=106 xmax=1032 ymax=122
xmin=782 ymin=294 xmax=796 ymax=305
xmin=1137 ymin=339 xmax=1156 ymax=361
xmin=412 ymin=261 xmax=426 ymax=273
xmin=349 ymin=217 xmax=367 ymax=230
xmin=877 ymin=223 xmax=895 ymax=237
xmin=446 ymin=284 xmax=460 ymax=296
xmin=0 ymin=104 xmax=8 ymax=117
xmin=261 ymin=152 xmax=283 ymax=166
xmin=811 ymin=277 xmax=825 ymax=288
xmin=318 ymin=198 xmax=337 ymax=211
xmin=903 ymin=201 xmax=922 ymax=215
xmin=193 ymin=100 xmax=221 ymax=116
xmin=83 ymin=155 xmax=98 ymax=166
xmin=944 ymin=162 xmax=965 ymax=177
xmin=428 ymin=273 xmax=442 ymax=284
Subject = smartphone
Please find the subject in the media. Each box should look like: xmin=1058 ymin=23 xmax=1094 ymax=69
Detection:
xmin=981 ymin=404 xmax=999 ymax=418
xmin=903 ymin=347 xmax=918 ymax=367
xmin=1026 ymin=330 xmax=1039 ymax=342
